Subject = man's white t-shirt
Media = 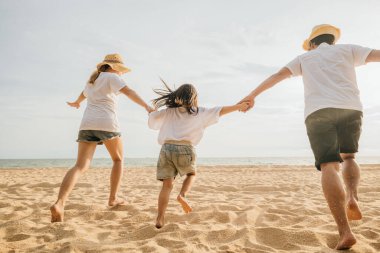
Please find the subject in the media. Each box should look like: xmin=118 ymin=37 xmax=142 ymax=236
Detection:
xmin=148 ymin=107 xmax=222 ymax=145
xmin=79 ymin=72 xmax=126 ymax=132
xmin=285 ymin=43 xmax=373 ymax=119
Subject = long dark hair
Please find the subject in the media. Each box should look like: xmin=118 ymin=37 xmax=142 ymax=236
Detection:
xmin=153 ymin=79 xmax=199 ymax=115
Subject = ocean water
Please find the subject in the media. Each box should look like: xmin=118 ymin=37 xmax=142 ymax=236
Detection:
xmin=0 ymin=157 xmax=379 ymax=168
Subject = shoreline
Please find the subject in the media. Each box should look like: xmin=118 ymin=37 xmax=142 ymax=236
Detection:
xmin=0 ymin=163 xmax=379 ymax=170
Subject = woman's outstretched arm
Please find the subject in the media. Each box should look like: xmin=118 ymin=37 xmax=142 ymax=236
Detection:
xmin=120 ymin=86 xmax=154 ymax=113
xmin=67 ymin=91 xmax=86 ymax=109
xmin=366 ymin=49 xmax=380 ymax=62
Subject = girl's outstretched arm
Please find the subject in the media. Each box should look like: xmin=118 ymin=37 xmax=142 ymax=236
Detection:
xmin=120 ymin=86 xmax=154 ymax=113
xmin=219 ymin=102 xmax=250 ymax=116
xmin=67 ymin=91 xmax=86 ymax=109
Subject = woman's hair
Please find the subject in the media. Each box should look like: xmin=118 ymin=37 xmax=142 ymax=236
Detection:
xmin=310 ymin=34 xmax=335 ymax=47
xmin=88 ymin=64 xmax=111 ymax=84
xmin=153 ymin=80 xmax=199 ymax=115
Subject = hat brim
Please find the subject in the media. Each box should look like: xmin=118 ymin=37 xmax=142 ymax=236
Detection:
xmin=303 ymin=25 xmax=341 ymax=51
xmin=97 ymin=62 xmax=131 ymax=73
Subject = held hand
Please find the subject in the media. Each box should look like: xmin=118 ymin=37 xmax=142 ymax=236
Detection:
xmin=238 ymin=102 xmax=251 ymax=112
xmin=67 ymin=101 xmax=80 ymax=109
xmin=237 ymin=96 xmax=255 ymax=112
xmin=145 ymin=105 xmax=155 ymax=113
xmin=244 ymin=99 xmax=255 ymax=112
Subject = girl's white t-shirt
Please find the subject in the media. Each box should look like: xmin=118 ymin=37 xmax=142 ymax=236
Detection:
xmin=148 ymin=106 xmax=222 ymax=146
xmin=79 ymin=72 xmax=126 ymax=132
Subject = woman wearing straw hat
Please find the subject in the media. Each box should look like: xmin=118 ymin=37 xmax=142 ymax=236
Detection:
xmin=238 ymin=24 xmax=380 ymax=250
xmin=51 ymin=54 xmax=154 ymax=222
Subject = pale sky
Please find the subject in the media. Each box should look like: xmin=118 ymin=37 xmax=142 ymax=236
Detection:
xmin=0 ymin=0 xmax=379 ymax=159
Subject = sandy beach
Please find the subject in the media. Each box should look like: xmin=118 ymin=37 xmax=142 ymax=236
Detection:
xmin=0 ymin=165 xmax=379 ymax=253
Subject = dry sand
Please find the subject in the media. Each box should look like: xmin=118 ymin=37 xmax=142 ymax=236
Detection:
xmin=0 ymin=165 xmax=379 ymax=253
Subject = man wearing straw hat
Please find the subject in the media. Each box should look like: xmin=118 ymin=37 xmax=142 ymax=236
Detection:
xmin=239 ymin=24 xmax=380 ymax=250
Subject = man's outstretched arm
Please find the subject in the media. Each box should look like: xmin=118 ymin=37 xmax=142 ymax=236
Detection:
xmin=366 ymin=49 xmax=380 ymax=63
xmin=238 ymin=67 xmax=292 ymax=111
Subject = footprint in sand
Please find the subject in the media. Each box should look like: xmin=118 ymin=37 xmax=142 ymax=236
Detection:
xmin=6 ymin=233 xmax=31 ymax=242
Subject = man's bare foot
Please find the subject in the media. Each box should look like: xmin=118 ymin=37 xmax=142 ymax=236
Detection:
xmin=177 ymin=194 xmax=192 ymax=213
xmin=108 ymin=198 xmax=127 ymax=207
xmin=50 ymin=203 xmax=64 ymax=223
xmin=155 ymin=215 xmax=164 ymax=229
xmin=335 ymin=232 xmax=357 ymax=250
xmin=346 ymin=198 xmax=362 ymax=220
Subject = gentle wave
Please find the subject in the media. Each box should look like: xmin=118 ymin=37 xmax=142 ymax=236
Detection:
xmin=0 ymin=157 xmax=379 ymax=168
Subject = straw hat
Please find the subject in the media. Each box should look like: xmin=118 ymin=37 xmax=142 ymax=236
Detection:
xmin=302 ymin=24 xmax=341 ymax=51
xmin=97 ymin=54 xmax=130 ymax=73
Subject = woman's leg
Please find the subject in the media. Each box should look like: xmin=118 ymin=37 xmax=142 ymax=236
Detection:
xmin=177 ymin=173 xmax=195 ymax=213
xmin=103 ymin=137 xmax=125 ymax=206
xmin=51 ymin=142 xmax=97 ymax=222
xmin=156 ymin=178 xmax=174 ymax=229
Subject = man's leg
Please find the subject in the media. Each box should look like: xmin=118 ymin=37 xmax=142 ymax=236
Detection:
xmin=341 ymin=153 xmax=362 ymax=220
xmin=177 ymin=173 xmax=195 ymax=213
xmin=156 ymin=178 xmax=174 ymax=229
xmin=321 ymin=162 xmax=356 ymax=250
xmin=51 ymin=142 xmax=97 ymax=222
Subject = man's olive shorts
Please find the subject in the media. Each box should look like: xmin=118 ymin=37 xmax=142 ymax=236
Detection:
xmin=305 ymin=108 xmax=362 ymax=170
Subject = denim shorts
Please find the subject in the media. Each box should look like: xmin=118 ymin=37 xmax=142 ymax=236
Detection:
xmin=305 ymin=108 xmax=362 ymax=170
xmin=156 ymin=140 xmax=197 ymax=180
xmin=77 ymin=130 xmax=121 ymax=145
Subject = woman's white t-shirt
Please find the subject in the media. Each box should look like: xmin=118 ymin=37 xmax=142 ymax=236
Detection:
xmin=79 ymin=72 xmax=126 ymax=132
xmin=148 ymin=107 xmax=222 ymax=145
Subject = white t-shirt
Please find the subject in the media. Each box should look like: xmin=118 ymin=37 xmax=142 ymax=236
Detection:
xmin=79 ymin=72 xmax=126 ymax=132
xmin=148 ymin=106 xmax=222 ymax=145
xmin=285 ymin=43 xmax=373 ymax=119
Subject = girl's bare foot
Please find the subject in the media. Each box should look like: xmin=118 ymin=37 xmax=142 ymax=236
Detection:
xmin=108 ymin=198 xmax=127 ymax=207
xmin=50 ymin=203 xmax=64 ymax=222
xmin=177 ymin=194 xmax=192 ymax=213
xmin=346 ymin=198 xmax=362 ymax=220
xmin=335 ymin=232 xmax=357 ymax=250
xmin=155 ymin=215 xmax=164 ymax=229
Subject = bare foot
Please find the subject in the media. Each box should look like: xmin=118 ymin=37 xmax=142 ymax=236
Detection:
xmin=155 ymin=216 xmax=164 ymax=229
xmin=108 ymin=198 xmax=127 ymax=207
xmin=50 ymin=203 xmax=64 ymax=223
xmin=335 ymin=232 xmax=357 ymax=250
xmin=177 ymin=194 xmax=192 ymax=213
xmin=346 ymin=198 xmax=362 ymax=220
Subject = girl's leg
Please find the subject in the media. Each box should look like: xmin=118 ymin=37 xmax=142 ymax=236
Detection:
xmin=156 ymin=178 xmax=174 ymax=229
xmin=177 ymin=173 xmax=195 ymax=213
xmin=51 ymin=142 xmax=97 ymax=222
xmin=103 ymin=137 xmax=125 ymax=206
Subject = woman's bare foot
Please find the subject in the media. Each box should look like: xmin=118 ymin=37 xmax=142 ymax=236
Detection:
xmin=155 ymin=215 xmax=165 ymax=229
xmin=50 ymin=203 xmax=64 ymax=223
xmin=346 ymin=198 xmax=362 ymax=220
xmin=108 ymin=198 xmax=127 ymax=207
xmin=335 ymin=232 xmax=357 ymax=250
xmin=177 ymin=194 xmax=192 ymax=213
